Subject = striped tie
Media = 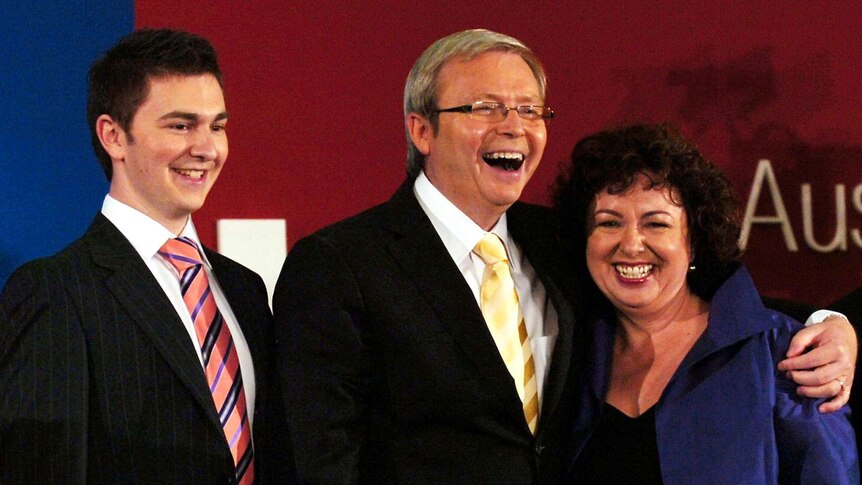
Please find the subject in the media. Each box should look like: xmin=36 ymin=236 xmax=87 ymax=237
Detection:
xmin=159 ymin=237 xmax=255 ymax=484
xmin=473 ymin=233 xmax=539 ymax=434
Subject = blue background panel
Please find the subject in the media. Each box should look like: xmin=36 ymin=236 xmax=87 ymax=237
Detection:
xmin=0 ymin=2 xmax=133 ymax=285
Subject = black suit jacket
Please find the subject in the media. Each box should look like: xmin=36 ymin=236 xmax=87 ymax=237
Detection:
xmin=274 ymin=182 xmax=582 ymax=484
xmin=0 ymin=214 xmax=289 ymax=484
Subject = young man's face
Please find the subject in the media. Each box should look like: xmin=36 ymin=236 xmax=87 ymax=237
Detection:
xmin=109 ymin=74 xmax=228 ymax=233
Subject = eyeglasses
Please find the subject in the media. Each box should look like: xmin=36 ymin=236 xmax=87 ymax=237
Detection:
xmin=432 ymin=101 xmax=554 ymax=123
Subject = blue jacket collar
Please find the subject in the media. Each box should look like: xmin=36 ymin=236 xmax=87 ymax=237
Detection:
xmin=587 ymin=265 xmax=780 ymax=399
xmin=682 ymin=265 xmax=778 ymax=369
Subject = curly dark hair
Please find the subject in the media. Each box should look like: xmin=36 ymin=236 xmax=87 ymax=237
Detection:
xmin=87 ymin=28 xmax=224 ymax=180
xmin=554 ymin=123 xmax=743 ymax=300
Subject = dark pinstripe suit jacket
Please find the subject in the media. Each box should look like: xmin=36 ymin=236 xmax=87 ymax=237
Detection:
xmin=0 ymin=214 xmax=290 ymax=484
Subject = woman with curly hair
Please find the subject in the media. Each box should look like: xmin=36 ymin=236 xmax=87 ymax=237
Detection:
xmin=556 ymin=123 xmax=858 ymax=484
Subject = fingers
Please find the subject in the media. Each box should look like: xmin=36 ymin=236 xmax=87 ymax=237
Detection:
xmin=777 ymin=352 xmax=818 ymax=372
xmin=779 ymin=344 xmax=852 ymax=375
xmin=815 ymin=380 xmax=851 ymax=414
xmin=785 ymin=360 xmax=847 ymax=388
xmin=783 ymin=324 xmax=819 ymax=359
xmin=792 ymin=374 xmax=851 ymax=414
xmin=778 ymin=314 xmax=857 ymax=413
xmin=778 ymin=338 xmax=853 ymax=374
xmin=783 ymin=348 xmax=854 ymax=414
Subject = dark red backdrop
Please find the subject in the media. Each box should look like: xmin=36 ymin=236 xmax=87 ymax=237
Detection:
xmin=137 ymin=1 xmax=862 ymax=307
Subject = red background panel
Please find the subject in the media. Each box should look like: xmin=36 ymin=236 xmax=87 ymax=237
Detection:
xmin=136 ymin=1 xmax=862 ymax=306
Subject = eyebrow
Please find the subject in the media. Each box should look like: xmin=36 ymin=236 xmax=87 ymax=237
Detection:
xmin=593 ymin=208 xmax=673 ymax=217
xmin=158 ymin=111 xmax=229 ymax=122
xmin=642 ymin=210 xmax=673 ymax=218
xmin=475 ymin=93 xmax=543 ymax=104
xmin=594 ymin=208 xmax=620 ymax=216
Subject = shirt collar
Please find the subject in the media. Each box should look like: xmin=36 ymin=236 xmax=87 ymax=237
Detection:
xmin=413 ymin=171 xmax=516 ymax=265
xmin=101 ymin=194 xmax=210 ymax=267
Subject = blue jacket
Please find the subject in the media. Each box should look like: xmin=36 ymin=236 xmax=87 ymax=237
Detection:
xmin=567 ymin=266 xmax=859 ymax=484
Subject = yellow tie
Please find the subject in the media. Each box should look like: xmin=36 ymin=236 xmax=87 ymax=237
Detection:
xmin=474 ymin=233 xmax=539 ymax=434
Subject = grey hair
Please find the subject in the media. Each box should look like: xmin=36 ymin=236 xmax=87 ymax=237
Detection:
xmin=403 ymin=29 xmax=547 ymax=179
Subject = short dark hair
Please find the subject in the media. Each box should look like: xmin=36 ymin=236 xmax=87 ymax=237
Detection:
xmin=554 ymin=123 xmax=743 ymax=300
xmin=87 ymin=28 xmax=224 ymax=180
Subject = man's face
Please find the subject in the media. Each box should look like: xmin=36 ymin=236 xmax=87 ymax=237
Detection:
xmin=108 ymin=74 xmax=228 ymax=233
xmin=412 ymin=51 xmax=547 ymax=229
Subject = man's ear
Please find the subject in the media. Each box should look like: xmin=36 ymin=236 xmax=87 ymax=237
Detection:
xmin=95 ymin=114 xmax=127 ymax=162
xmin=407 ymin=113 xmax=434 ymax=156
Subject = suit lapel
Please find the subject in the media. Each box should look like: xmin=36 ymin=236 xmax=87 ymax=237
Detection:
xmin=508 ymin=203 xmax=579 ymax=431
xmin=205 ymin=249 xmax=269 ymax=385
xmin=85 ymin=214 xmax=223 ymax=433
xmin=383 ymin=183 xmax=528 ymax=406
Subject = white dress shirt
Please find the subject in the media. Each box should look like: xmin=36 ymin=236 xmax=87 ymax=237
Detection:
xmin=413 ymin=172 xmax=559 ymax=406
xmin=101 ymin=194 xmax=256 ymax=422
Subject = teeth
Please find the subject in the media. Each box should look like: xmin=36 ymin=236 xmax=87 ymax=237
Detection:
xmin=615 ymin=264 xmax=653 ymax=279
xmin=175 ymin=169 xmax=204 ymax=179
xmin=485 ymin=152 xmax=524 ymax=160
xmin=482 ymin=152 xmax=525 ymax=171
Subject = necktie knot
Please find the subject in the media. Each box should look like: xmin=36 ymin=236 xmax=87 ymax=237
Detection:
xmin=158 ymin=237 xmax=203 ymax=274
xmin=473 ymin=233 xmax=509 ymax=266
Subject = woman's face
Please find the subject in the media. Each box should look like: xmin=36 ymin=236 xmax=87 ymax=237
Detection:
xmin=586 ymin=174 xmax=693 ymax=320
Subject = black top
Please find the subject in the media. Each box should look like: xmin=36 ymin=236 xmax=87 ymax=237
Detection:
xmin=569 ymin=402 xmax=663 ymax=484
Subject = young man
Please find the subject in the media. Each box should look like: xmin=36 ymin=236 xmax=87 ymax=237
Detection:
xmin=0 ymin=29 xmax=287 ymax=483
xmin=274 ymin=29 xmax=855 ymax=484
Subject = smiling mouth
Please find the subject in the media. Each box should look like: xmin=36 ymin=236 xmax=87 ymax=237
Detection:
xmin=173 ymin=168 xmax=205 ymax=180
xmin=482 ymin=152 xmax=524 ymax=171
xmin=615 ymin=264 xmax=654 ymax=280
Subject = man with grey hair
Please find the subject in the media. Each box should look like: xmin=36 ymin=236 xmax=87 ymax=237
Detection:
xmin=274 ymin=29 xmax=855 ymax=484
xmin=275 ymin=29 xmax=573 ymax=483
